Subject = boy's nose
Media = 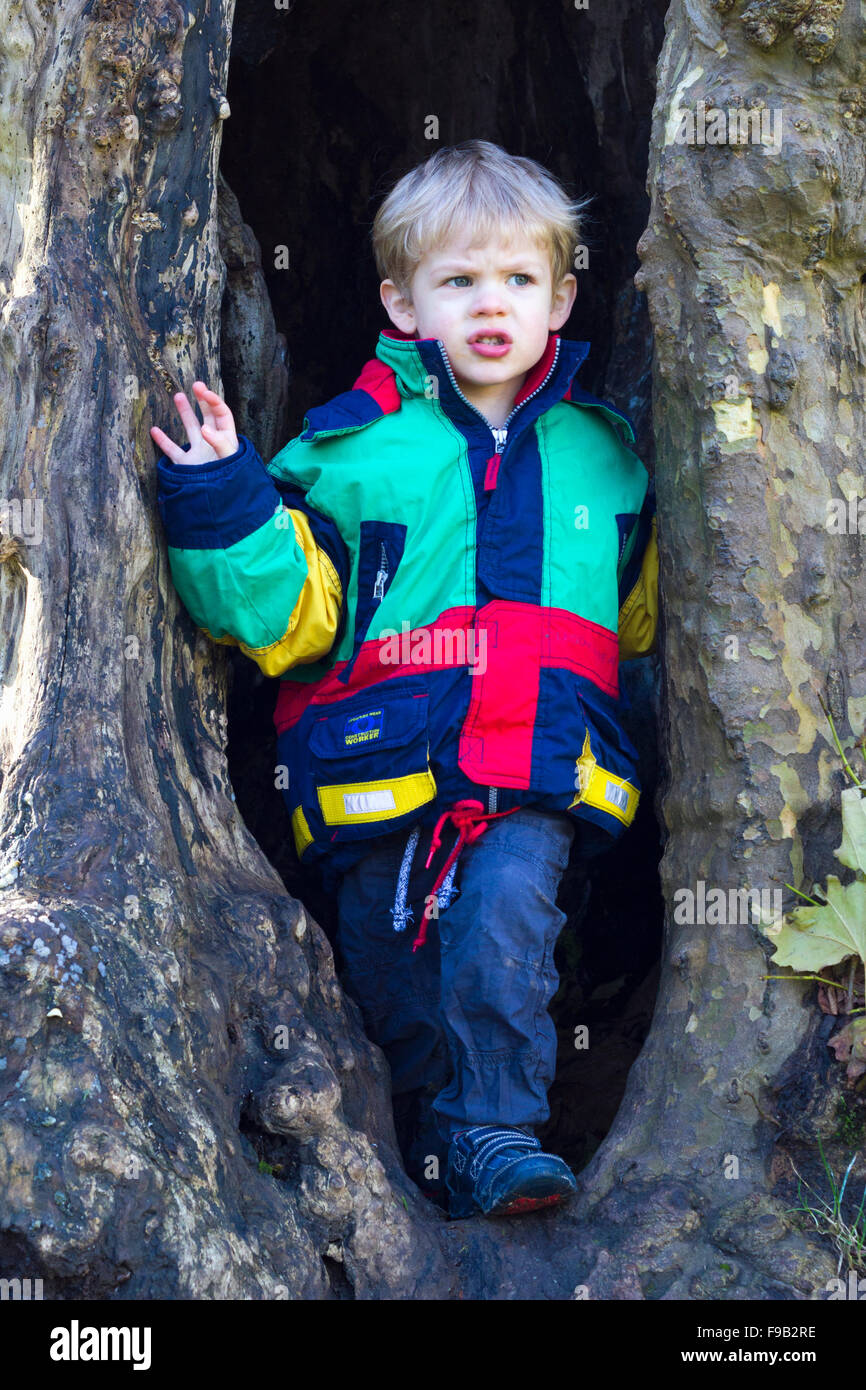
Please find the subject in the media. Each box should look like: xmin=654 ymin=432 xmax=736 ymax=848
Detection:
xmin=470 ymin=284 xmax=508 ymax=314
xmin=472 ymin=304 xmax=506 ymax=318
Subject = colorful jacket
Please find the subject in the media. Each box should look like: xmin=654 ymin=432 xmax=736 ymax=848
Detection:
xmin=156 ymin=328 xmax=658 ymax=924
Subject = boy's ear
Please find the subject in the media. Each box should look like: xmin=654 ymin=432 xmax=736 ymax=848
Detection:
xmin=549 ymin=272 xmax=577 ymax=331
xmin=380 ymin=279 xmax=417 ymax=334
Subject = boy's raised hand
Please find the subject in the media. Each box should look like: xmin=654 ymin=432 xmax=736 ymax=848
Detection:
xmin=150 ymin=381 xmax=239 ymax=465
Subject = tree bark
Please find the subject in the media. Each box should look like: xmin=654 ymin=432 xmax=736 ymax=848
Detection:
xmin=0 ymin=0 xmax=861 ymax=1300
xmin=0 ymin=0 xmax=452 ymax=1300
xmin=559 ymin=0 xmax=865 ymax=1297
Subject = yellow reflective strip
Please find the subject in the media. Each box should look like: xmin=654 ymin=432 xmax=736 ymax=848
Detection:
xmin=568 ymin=729 xmax=639 ymax=826
xmin=582 ymin=764 xmax=640 ymax=825
xmin=238 ymin=510 xmax=343 ymax=677
xmin=318 ymin=770 xmax=437 ymax=826
xmin=291 ymin=806 xmax=314 ymax=857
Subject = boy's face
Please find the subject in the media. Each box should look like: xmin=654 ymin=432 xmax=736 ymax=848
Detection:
xmin=380 ymin=228 xmax=577 ymax=420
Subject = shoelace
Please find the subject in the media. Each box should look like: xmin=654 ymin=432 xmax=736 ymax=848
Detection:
xmin=411 ymin=800 xmax=522 ymax=953
xmin=460 ymin=1127 xmax=540 ymax=1179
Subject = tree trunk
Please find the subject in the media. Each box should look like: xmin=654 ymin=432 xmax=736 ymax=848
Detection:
xmin=564 ymin=0 xmax=865 ymax=1297
xmin=0 ymin=0 xmax=452 ymax=1300
xmin=0 ymin=0 xmax=861 ymax=1300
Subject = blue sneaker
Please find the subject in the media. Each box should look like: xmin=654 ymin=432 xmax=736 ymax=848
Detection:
xmin=445 ymin=1125 xmax=577 ymax=1219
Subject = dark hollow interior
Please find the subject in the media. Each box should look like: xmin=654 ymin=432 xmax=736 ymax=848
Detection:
xmin=219 ymin=0 xmax=668 ymax=1178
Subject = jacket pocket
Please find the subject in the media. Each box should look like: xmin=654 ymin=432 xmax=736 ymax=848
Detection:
xmin=336 ymin=519 xmax=407 ymax=686
xmin=281 ymin=681 xmax=436 ymax=861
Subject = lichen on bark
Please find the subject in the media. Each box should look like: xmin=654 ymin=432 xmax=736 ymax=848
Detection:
xmin=714 ymin=0 xmax=848 ymax=62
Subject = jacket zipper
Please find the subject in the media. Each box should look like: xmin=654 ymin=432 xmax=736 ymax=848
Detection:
xmin=438 ymin=336 xmax=562 ymax=460
xmin=373 ymin=540 xmax=388 ymax=600
xmin=438 ymin=341 xmax=561 ymax=823
xmin=495 ymin=336 xmax=562 ymax=438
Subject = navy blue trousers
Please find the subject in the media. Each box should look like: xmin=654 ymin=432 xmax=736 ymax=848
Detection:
xmin=335 ymin=806 xmax=575 ymax=1142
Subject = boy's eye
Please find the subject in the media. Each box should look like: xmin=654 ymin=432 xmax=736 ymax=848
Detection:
xmin=445 ymin=273 xmax=534 ymax=287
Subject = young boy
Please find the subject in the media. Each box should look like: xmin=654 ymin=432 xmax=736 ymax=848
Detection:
xmin=153 ymin=140 xmax=658 ymax=1220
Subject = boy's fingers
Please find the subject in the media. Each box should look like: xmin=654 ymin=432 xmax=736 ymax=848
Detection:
xmin=194 ymin=382 xmax=234 ymax=430
xmin=192 ymin=381 xmax=227 ymax=400
xmin=192 ymin=381 xmax=224 ymax=413
xmin=173 ymin=391 xmax=200 ymax=429
xmin=201 ymin=423 xmax=238 ymax=459
xmin=173 ymin=394 xmax=209 ymax=451
xmin=160 ymin=385 xmax=235 ymax=460
xmin=150 ymin=425 xmax=184 ymax=465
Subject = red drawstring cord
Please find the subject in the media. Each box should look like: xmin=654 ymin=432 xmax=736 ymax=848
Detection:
xmin=411 ymin=798 xmax=522 ymax=952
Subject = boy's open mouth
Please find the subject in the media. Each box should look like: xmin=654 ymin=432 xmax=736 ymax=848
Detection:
xmin=468 ymin=331 xmax=512 ymax=357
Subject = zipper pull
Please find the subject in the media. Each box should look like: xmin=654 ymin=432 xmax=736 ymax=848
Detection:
xmin=485 ymin=427 xmax=508 ymax=491
xmin=484 ymin=453 xmax=501 ymax=491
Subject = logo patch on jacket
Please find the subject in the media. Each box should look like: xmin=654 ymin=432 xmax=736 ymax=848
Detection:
xmin=343 ymin=709 xmax=384 ymax=745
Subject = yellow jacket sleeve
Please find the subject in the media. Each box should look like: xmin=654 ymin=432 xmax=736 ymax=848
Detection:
xmin=202 ymin=507 xmax=343 ymax=678
xmin=618 ymin=513 xmax=659 ymax=661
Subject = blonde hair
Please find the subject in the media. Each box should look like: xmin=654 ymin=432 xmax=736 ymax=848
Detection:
xmin=371 ymin=140 xmax=591 ymax=300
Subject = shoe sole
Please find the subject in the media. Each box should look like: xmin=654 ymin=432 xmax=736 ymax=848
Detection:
xmin=447 ymin=1182 xmax=575 ymax=1219
xmin=488 ymin=1189 xmax=572 ymax=1217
